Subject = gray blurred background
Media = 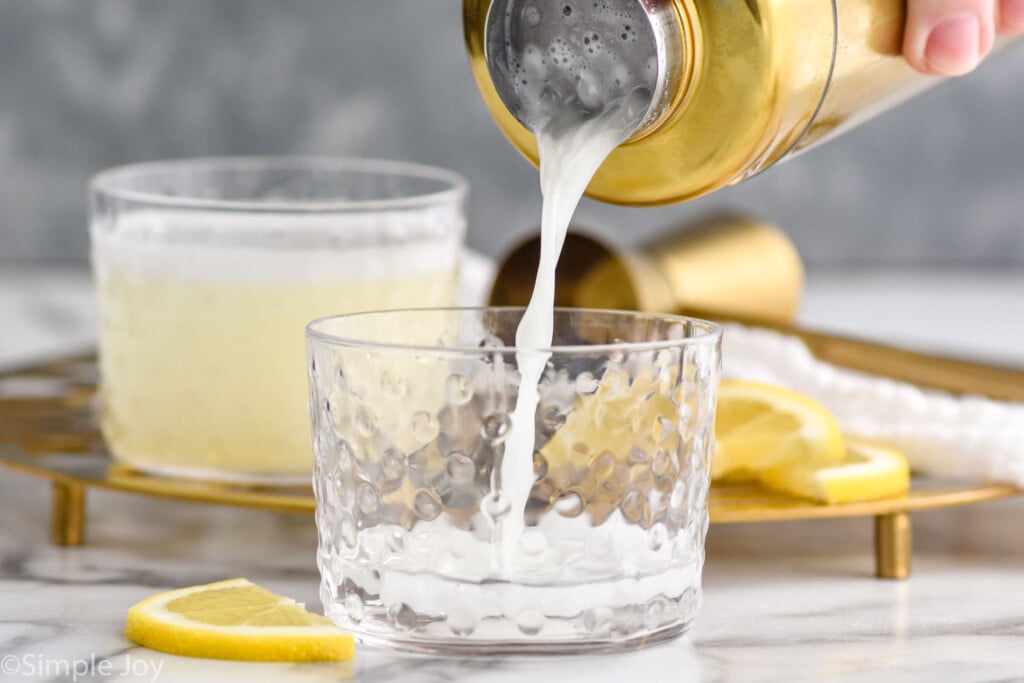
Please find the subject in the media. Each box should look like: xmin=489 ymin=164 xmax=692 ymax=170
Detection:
xmin=1 ymin=0 xmax=1022 ymax=269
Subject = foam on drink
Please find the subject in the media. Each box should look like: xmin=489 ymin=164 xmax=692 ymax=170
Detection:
xmin=497 ymin=1 xmax=659 ymax=133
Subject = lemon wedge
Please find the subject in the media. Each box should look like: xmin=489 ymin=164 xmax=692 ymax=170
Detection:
xmin=540 ymin=368 xmax=679 ymax=470
xmin=713 ymin=380 xmax=845 ymax=480
xmin=760 ymin=439 xmax=910 ymax=504
xmin=125 ymin=578 xmax=354 ymax=662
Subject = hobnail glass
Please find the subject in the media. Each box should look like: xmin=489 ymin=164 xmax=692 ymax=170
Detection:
xmin=307 ymin=307 xmax=721 ymax=654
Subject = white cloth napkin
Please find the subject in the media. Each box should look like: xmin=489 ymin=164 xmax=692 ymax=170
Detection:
xmin=722 ymin=324 xmax=1024 ymax=487
xmin=457 ymin=250 xmax=498 ymax=307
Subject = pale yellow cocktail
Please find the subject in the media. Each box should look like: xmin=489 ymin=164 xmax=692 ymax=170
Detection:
xmin=90 ymin=158 xmax=466 ymax=481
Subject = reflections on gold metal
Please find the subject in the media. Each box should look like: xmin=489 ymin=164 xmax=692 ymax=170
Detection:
xmin=1 ymin=347 xmax=1019 ymax=565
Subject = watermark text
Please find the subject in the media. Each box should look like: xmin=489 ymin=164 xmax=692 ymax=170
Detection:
xmin=1 ymin=653 xmax=164 ymax=682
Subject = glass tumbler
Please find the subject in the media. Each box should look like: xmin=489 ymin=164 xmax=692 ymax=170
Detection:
xmin=307 ymin=307 xmax=721 ymax=654
xmin=90 ymin=157 xmax=466 ymax=482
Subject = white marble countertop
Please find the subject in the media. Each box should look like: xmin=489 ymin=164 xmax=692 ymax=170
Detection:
xmin=1 ymin=266 xmax=1023 ymax=682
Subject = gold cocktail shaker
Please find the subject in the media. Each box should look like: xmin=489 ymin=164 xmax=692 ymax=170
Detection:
xmin=490 ymin=215 xmax=804 ymax=322
xmin=465 ymin=0 xmax=1019 ymax=205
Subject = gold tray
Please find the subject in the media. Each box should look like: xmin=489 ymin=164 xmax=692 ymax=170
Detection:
xmin=1 ymin=337 xmax=1021 ymax=580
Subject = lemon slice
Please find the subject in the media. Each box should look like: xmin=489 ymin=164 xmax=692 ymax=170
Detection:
xmin=125 ymin=578 xmax=354 ymax=662
xmin=540 ymin=368 xmax=679 ymax=470
xmin=713 ymin=380 xmax=845 ymax=480
xmin=759 ymin=439 xmax=910 ymax=504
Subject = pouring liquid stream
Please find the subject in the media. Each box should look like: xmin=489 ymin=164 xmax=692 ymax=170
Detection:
xmin=495 ymin=98 xmax=651 ymax=571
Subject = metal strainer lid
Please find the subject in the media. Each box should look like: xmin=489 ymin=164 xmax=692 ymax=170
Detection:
xmin=483 ymin=0 xmax=685 ymax=136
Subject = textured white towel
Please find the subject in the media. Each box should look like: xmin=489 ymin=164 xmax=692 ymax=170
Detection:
xmin=722 ymin=324 xmax=1024 ymax=487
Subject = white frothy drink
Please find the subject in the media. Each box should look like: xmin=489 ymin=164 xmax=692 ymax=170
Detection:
xmin=493 ymin=81 xmax=651 ymax=565
xmin=477 ymin=0 xmax=661 ymax=569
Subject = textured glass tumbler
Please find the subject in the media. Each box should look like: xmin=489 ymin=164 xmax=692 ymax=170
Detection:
xmin=91 ymin=157 xmax=466 ymax=483
xmin=307 ymin=307 xmax=721 ymax=654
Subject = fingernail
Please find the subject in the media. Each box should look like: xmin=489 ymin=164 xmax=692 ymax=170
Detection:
xmin=925 ymin=13 xmax=981 ymax=76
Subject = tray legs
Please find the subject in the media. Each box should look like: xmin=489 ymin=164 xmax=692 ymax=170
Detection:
xmin=39 ymin=471 xmax=919 ymax=577
xmin=51 ymin=481 xmax=86 ymax=546
xmin=875 ymin=511 xmax=911 ymax=579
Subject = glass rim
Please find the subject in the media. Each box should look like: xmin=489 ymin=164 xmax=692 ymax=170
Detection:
xmin=89 ymin=156 xmax=469 ymax=213
xmin=306 ymin=306 xmax=723 ymax=356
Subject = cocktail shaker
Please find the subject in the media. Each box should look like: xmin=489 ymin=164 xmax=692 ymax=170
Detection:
xmin=489 ymin=215 xmax=804 ymax=322
xmin=465 ymin=0 xmax=1019 ymax=205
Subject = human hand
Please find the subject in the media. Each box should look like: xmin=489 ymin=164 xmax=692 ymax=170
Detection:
xmin=904 ymin=0 xmax=1024 ymax=76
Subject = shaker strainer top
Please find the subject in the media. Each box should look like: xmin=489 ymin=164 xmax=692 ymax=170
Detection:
xmin=483 ymin=0 xmax=685 ymax=136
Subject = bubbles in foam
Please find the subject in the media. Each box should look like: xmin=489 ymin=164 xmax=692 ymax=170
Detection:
xmin=499 ymin=0 xmax=659 ymax=132
xmin=92 ymin=210 xmax=460 ymax=284
xmin=575 ymin=69 xmax=602 ymax=109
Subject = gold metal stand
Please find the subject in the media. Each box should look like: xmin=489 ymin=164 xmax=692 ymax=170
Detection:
xmin=707 ymin=480 xmax=1014 ymax=579
xmin=875 ymin=512 xmax=912 ymax=580
xmin=51 ymin=481 xmax=86 ymax=546
xmin=1 ymin=347 xmax=1020 ymax=576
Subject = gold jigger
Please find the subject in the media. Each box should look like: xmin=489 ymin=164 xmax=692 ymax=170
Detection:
xmin=489 ymin=215 xmax=804 ymax=323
